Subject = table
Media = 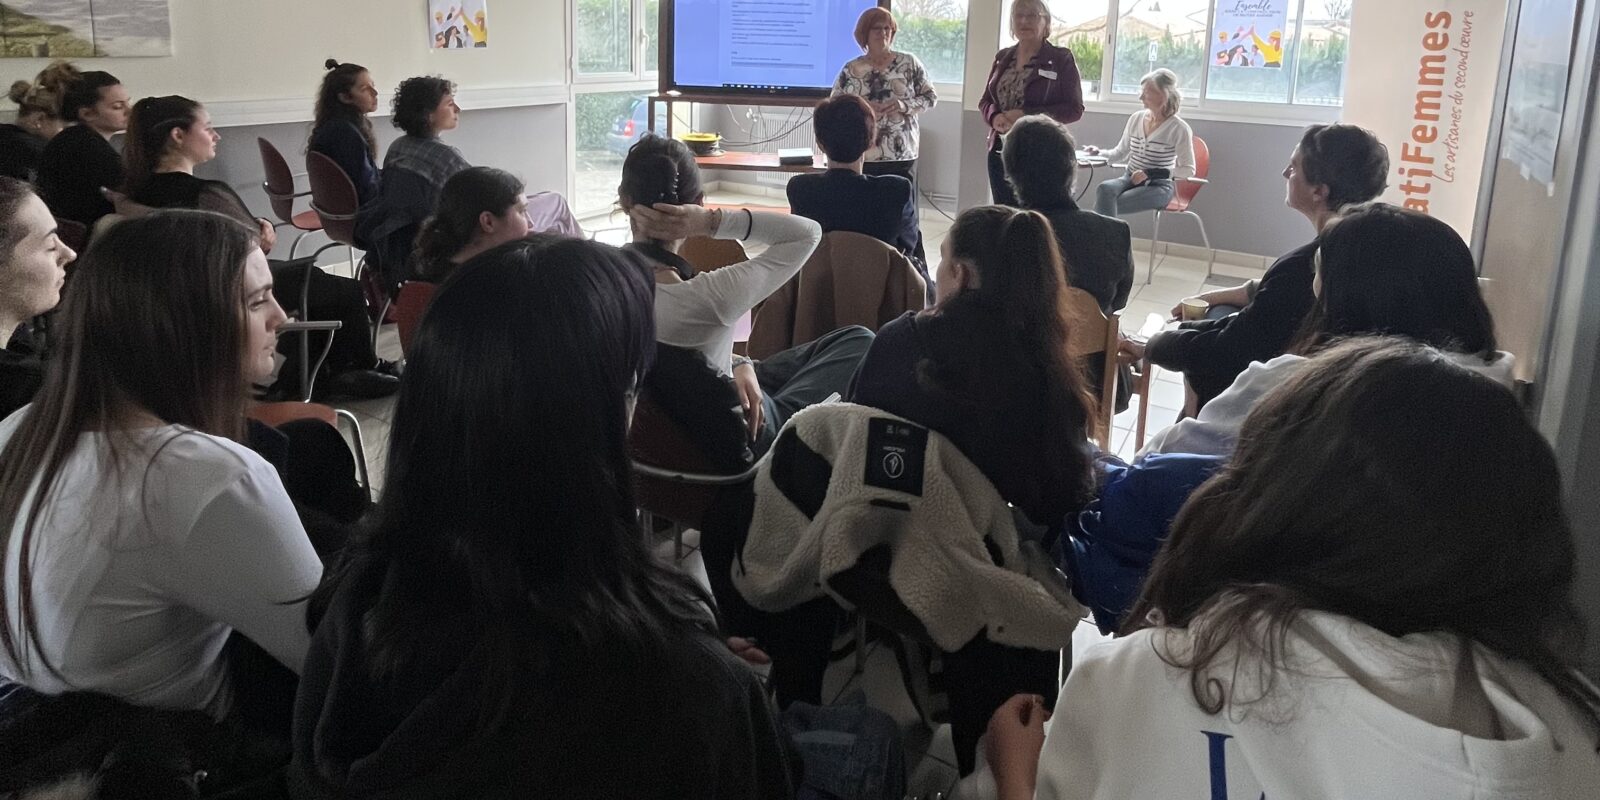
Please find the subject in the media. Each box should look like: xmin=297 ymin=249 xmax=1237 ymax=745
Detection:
xmin=693 ymin=151 xmax=826 ymax=173
xmin=1076 ymin=152 xmax=1109 ymax=202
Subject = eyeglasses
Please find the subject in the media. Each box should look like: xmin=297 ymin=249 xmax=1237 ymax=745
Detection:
xmin=870 ymin=25 xmax=893 ymax=32
xmin=1014 ymin=12 xmax=1048 ymax=21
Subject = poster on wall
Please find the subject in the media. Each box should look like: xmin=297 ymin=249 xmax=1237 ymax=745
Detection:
xmin=1500 ymin=0 xmax=1576 ymax=192
xmin=1341 ymin=0 xmax=1508 ymax=238
xmin=1211 ymin=0 xmax=1290 ymax=68
xmin=0 ymin=0 xmax=171 ymax=58
xmin=429 ymin=0 xmax=489 ymax=49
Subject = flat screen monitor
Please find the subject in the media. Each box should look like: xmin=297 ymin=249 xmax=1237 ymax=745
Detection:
xmin=661 ymin=0 xmax=889 ymax=98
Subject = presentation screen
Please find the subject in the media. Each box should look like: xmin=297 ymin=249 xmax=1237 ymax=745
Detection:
xmin=662 ymin=0 xmax=888 ymax=98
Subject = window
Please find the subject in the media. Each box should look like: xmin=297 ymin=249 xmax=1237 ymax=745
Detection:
xmin=996 ymin=0 xmax=1350 ymax=109
xmin=894 ymin=0 xmax=970 ymax=84
xmin=577 ymin=0 xmax=632 ymax=74
xmin=574 ymin=92 xmax=665 ymax=214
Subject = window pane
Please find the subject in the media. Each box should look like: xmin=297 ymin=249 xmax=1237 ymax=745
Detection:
xmin=894 ymin=0 xmax=969 ymax=84
xmin=1205 ymin=20 xmax=1295 ymax=104
xmin=646 ymin=0 xmax=660 ymax=72
xmin=1050 ymin=1 xmax=1110 ymax=97
xmin=575 ymin=92 xmax=663 ymax=213
xmin=1111 ymin=0 xmax=1208 ymax=97
xmin=577 ymin=0 xmax=632 ymax=74
xmin=1294 ymin=0 xmax=1349 ymax=106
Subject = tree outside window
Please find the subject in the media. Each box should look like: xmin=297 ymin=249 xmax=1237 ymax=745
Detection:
xmin=892 ymin=0 xmax=970 ymax=84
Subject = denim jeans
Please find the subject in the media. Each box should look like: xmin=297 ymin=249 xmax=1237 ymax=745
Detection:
xmin=1094 ymin=171 xmax=1175 ymax=217
xmin=752 ymin=325 xmax=876 ymax=455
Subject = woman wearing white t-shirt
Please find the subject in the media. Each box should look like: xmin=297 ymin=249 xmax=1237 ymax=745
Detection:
xmin=0 ymin=210 xmax=321 ymax=719
xmin=1086 ymin=68 xmax=1195 ymax=218
xmin=979 ymin=337 xmax=1600 ymax=799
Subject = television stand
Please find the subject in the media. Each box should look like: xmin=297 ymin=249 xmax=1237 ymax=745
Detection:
xmin=647 ymin=93 xmax=826 ymax=175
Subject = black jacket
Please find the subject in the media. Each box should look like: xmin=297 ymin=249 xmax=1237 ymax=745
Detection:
xmin=36 ymin=125 xmax=122 ymax=228
xmin=787 ymin=169 xmax=922 ymax=263
xmin=0 ymin=124 xmax=46 ymax=182
xmin=1031 ymin=198 xmax=1136 ymax=412
xmin=310 ymin=120 xmax=380 ymax=207
xmin=1145 ymin=240 xmax=1319 ymax=408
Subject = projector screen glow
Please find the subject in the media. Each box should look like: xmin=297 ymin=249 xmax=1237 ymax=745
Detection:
xmin=663 ymin=0 xmax=888 ymax=97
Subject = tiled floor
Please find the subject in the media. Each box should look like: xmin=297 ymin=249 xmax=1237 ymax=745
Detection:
xmin=316 ymin=191 xmax=1262 ymax=791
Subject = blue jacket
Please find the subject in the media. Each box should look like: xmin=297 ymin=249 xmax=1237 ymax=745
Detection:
xmin=1064 ymin=453 xmax=1224 ymax=634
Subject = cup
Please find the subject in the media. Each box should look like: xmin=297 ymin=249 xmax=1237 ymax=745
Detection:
xmin=1179 ymin=297 xmax=1210 ymax=321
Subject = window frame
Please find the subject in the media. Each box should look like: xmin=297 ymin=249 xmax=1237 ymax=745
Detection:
xmin=572 ymin=0 xmax=659 ymax=82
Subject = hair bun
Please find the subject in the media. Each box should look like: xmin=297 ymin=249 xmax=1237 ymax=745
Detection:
xmin=8 ymin=80 xmax=30 ymax=104
xmin=325 ymin=58 xmax=340 ymax=70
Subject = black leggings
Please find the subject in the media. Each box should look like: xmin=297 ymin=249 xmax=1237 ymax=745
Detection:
xmin=269 ymin=261 xmax=377 ymax=372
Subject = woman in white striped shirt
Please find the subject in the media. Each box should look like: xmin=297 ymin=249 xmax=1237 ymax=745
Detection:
xmin=1086 ymin=68 xmax=1196 ymax=217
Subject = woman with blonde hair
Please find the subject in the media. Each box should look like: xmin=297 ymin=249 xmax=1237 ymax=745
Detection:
xmin=978 ymin=0 xmax=1085 ymax=205
xmin=1085 ymin=68 xmax=1195 ymax=217
xmin=1 ymin=76 xmax=64 ymax=181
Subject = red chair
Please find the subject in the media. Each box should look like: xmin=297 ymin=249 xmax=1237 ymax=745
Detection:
xmin=1146 ymin=135 xmax=1213 ymax=285
xmin=306 ymin=151 xmax=388 ymax=348
xmin=248 ymin=399 xmax=371 ymax=501
xmin=257 ymin=138 xmax=323 ymax=259
xmin=394 ymin=281 xmax=439 ymax=357
xmin=628 ymin=394 xmax=759 ymax=559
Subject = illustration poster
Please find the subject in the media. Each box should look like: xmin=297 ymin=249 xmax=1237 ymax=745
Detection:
xmin=429 ymin=0 xmax=489 ymax=49
xmin=1 ymin=0 xmax=171 ymax=58
xmin=1211 ymin=0 xmax=1290 ymax=68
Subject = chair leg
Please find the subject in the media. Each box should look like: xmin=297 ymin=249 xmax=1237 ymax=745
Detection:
xmin=1190 ymin=212 xmax=1216 ymax=282
xmin=372 ymin=294 xmax=393 ymax=354
xmin=289 ymin=230 xmax=310 ymax=260
xmin=1147 ymin=211 xmax=1163 ymax=285
xmin=334 ymin=408 xmax=372 ymax=501
xmin=674 ymin=523 xmax=685 ymax=560
xmin=1134 ymin=359 xmax=1153 ymax=451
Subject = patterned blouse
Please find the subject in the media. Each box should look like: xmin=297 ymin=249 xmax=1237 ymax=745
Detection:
xmin=831 ymin=52 xmax=938 ymax=162
xmin=994 ymin=57 xmax=1032 ymax=113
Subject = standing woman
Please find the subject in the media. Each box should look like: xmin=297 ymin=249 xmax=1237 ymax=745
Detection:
xmin=831 ymin=7 xmax=938 ymax=189
xmin=309 ymin=59 xmax=382 ymax=206
xmin=34 ymin=64 xmax=129 ymax=227
xmin=979 ymin=0 xmax=1084 ymax=206
xmin=1085 ymin=68 xmax=1195 ymax=218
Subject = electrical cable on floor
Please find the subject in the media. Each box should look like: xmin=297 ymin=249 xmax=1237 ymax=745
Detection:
xmin=919 ymin=185 xmax=957 ymax=223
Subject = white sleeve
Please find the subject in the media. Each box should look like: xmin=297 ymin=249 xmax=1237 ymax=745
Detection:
xmin=161 ymin=463 xmax=323 ymax=674
xmin=1138 ymin=356 xmax=1300 ymax=458
xmin=683 ymin=211 xmax=821 ymax=325
xmin=1101 ymin=114 xmax=1137 ymax=163
xmin=1172 ymin=121 xmax=1197 ymax=180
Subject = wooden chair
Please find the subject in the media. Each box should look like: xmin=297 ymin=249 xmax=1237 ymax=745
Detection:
xmin=257 ymin=138 xmax=323 ymax=258
xmin=1063 ymin=288 xmax=1122 ymax=449
xmin=679 ymin=236 xmax=747 ymax=273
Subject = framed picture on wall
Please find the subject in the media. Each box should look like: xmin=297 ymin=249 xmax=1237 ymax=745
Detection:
xmin=1 ymin=0 xmax=173 ymax=58
xmin=428 ymin=0 xmax=489 ymax=49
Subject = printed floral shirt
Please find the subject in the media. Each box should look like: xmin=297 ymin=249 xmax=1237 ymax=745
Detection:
xmin=831 ymin=52 xmax=938 ymax=162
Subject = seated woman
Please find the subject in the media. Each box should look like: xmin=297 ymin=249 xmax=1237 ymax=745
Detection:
xmin=984 ymin=337 xmax=1600 ymax=799
xmin=34 ymin=64 xmax=127 ymax=228
xmin=846 ymin=204 xmax=1096 ymax=775
xmin=359 ymin=75 xmax=470 ymax=289
xmin=1085 ymin=68 xmax=1194 ymax=219
xmin=786 ymin=94 xmax=928 ymax=297
xmin=0 ymin=178 xmax=75 ymax=417
xmin=1121 ymin=123 xmax=1389 ymax=412
xmin=620 ymin=135 xmax=873 ymax=455
xmin=309 ymin=59 xmax=382 ymax=206
xmin=1 ymin=75 xmax=65 ymax=181
xmin=122 ymin=95 xmax=399 ymax=400
xmin=411 ymin=166 xmax=529 ymax=283
xmin=289 ymin=236 xmax=793 ymax=798
xmin=1002 ymin=114 xmax=1135 ymax=410
xmin=0 ymin=210 xmax=321 ymax=722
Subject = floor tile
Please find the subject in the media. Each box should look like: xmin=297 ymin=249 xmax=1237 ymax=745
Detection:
xmin=906 ymin=750 xmax=960 ymax=799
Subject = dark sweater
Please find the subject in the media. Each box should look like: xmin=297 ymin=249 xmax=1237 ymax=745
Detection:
xmin=310 ymin=119 xmax=380 ymax=206
xmin=848 ymin=311 xmax=1094 ymax=526
xmin=1145 ymin=240 xmax=1319 ymax=409
xmin=289 ymin=561 xmax=794 ymax=799
xmin=0 ymin=326 xmax=44 ymax=420
xmin=36 ymin=125 xmax=122 ymax=227
xmin=0 ymin=125 xmax=47 ymax=182
xmin=130 ymin=171 xmax=257 ymax=228
xmin=787 ymin=168 xmax=922 ymax=260
xmin=1029 ymin=198 xmax=1134 ymax=316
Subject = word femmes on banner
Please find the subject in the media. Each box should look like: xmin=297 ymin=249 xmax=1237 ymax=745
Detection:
xmin=1400 ymin=10 xmax=1477 ymax=214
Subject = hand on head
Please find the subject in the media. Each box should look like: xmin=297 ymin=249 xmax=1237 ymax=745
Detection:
xmin=628 ymin=202 xmax=715 ymax=242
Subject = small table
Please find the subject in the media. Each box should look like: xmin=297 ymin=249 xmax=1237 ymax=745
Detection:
xmin=1075 ymin=152 xmax=1109 ymax=202
xmin=693 ymin=151 xmax=827 ymax=173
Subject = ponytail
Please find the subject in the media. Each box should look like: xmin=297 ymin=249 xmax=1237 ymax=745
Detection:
xmin=312 ymin=59 xmax=378 ymax=163
xmin=412 ymin=166 xmax=525 ymax=281
xmin=620 ymin=135 xmax=702 ymax=208
xmin=122 ymin=95 xmax=201 ymax=196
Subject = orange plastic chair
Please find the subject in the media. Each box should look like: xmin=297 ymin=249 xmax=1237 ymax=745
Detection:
xmin=394 ymin=281 xmax=440 ymax=357
xmin=257 ymin=138 xmax=323 ymax=258
xmin=1146 ymin=135 xmax=1213 ymax=284
xmin=247 ymin=400 xmax=371 ymax=500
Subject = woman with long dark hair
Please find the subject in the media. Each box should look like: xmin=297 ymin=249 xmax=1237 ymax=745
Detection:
xmin=123 ymin=94 xmax=399 ymax=400
xmin=289 ymin=236 xmax=792 ymax=798
xmin=309 ymin=59 xmax=382 ymax=205
xmin=34 ymin=63 xmax=128 ymax=227
xmin=621 ymin=134 xmax=871 ymax=454
xmin=411 ymin=166 xmax=528 ymax=282
xmin=0 ymin=210 xmax=320 ymax=716
xmin=984 ymin=337 xmax=1600 ymax=799
xmin=1142 ymin=202 xmax=1509 ymax=456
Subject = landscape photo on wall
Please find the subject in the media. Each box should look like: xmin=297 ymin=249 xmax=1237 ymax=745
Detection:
xmin=1 ymin=0 xmax=172 ymax=58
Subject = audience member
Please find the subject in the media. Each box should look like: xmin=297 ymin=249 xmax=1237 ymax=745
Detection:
xmin=984 ymin=337 xmax=1600 ymax=799
xmin=1002 ymin=114 xmax=1135 ymax=410
xmin=787 ymin=94 xmax=928 ymax=296
xmin=0 ymin=178 xmax=74 ymax=417
xmin=830 ymin=7 xmax=938 ymax=190
xmin=34 ymin=64 xmax=128 ymax=227
xmin=1 ymin=76 xmax=64 ymax=181
xmin=122 ymin=95 xmax=399 ymax=400
xmin=289 ymin=236 xmax=793 ymax=798
xmin=309 ymin=59 xmax=382 ymax=206
xmin=620 ymin=135 xmax=872 ymax=454
xmin=412 ymin=166 xmax=528 ymax=283
xmin=359 ymin=75 xmax=470 ymax=289
xmin=1145 ymin=202 xmax=1509 ymax=456
xmin=979 ymin=0 xmax=1084 ymax=205
xmin=1085 ymin=68 xmax=1195 ymax=218
xmin=1123 ymin=123 xmax=1388 ymax=411
xmin=0 ymin=210 xmax=320 ymax=721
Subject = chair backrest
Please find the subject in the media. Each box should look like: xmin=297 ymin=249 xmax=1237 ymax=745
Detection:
xmin=1174 ymin=136 xmax=1210 ymax=205
xmin=679 ymin=236 xmax=747 ymax=274
xmin=746 ymin=231 xmax=924 ymax=359
xmin=1061 ymin=287 xmax=1121 ymax=449
xmin=256 ymin=138 xmax=298 ymax=223
xmin=394 ymin=281 xmax=440 ymax=357
xmin=628 ymin=391 xmax=742 ymax=530
xmin=53 ymin=217 xmax=88 ymax=257
xmin=305 ymin=151 xmax=360 ymax=246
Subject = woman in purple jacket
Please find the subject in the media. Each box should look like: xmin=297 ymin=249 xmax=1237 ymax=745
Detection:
xmin=979 ymin=0 xmax=1085 ymax=206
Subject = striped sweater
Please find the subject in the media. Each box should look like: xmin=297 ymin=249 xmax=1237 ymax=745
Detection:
xmin=1100 ymin=110 xmax=1196 ymax=180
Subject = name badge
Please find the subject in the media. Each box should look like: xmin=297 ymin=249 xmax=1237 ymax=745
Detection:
xmin=1038 ymin=69 xmax=1058 ymax=80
